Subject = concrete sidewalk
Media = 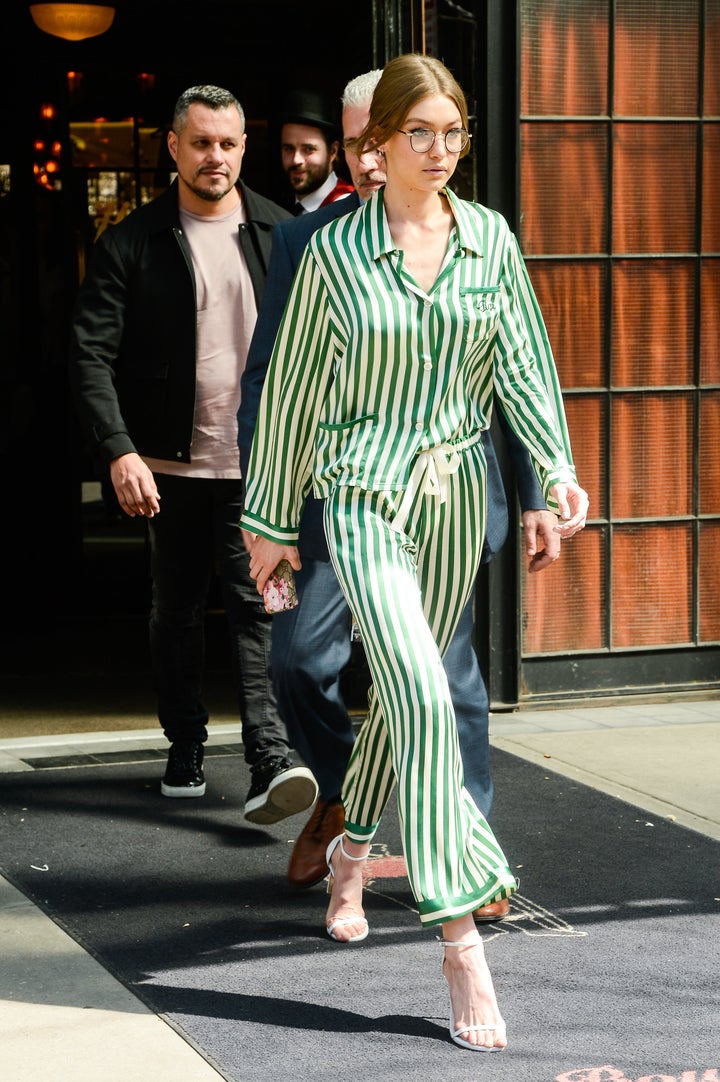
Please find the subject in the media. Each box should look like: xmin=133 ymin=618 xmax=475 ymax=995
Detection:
xmin=1 ymin=697 xmax=718 ymax=1082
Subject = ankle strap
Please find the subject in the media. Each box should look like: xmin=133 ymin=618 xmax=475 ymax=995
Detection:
xmin=340 ymin=836 xmax=370 ymax=862
xmin=437 ymin=935 xmax=482 ymax=948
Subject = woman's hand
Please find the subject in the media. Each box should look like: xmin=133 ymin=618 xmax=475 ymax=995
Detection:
xmin=549 ymin=481 xmax=589 ymax=538
xmin=247 ymin=536 xmax=301 ymax=596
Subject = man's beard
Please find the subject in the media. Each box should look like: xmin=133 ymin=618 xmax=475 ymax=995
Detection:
xmin=188 ymin=180 xmax=233 ymax=202
xmin=185 ymin=168 xmax=234 ymax=202
xmin=289 ymin=167 xmax=327 ymax=196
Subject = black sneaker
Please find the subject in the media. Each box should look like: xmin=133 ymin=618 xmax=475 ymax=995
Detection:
xmin=244 ymin=756 xmax=318 ymax=825
xmin=161 ymin=740 xmax=206 ymax=798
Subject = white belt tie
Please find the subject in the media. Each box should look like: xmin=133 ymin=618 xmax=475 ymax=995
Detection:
xmin=391 ymin=434 xmax=482 ymax=534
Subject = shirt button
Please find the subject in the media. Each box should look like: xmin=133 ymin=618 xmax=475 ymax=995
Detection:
xmin=415 ymin=422 xmax=423 ymax=431
xmin=176 ymin=451 xmax=183 ymax=459
xmin=424 ymin=299 xmax=431 ymax=307
xmin=423 ymin=361 xmax=432 ymax=370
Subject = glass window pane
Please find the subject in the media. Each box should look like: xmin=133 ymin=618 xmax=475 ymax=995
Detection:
xmin=699 ymin=391 xmax=720 ymax=514
xmin=699 ymin=522 xmax=720 ymax=642
xmin=615 ymin=0 xmax=700 ymax=116
xmin=705 ymin=0 xmax=720 ymax=115
xmin=71 ymin=121 xmax=134 ymax=168
xmin=612 ymin=524 xmax=693 ymax=646
xmin=522 ymin=525 xmax=606 ymax=653
xmin=86 ymin=172 xmax=137 ymax=236
xmin=700 ymin=261 xmax=720 ymax=384
xmin=613 ymin=124 xmax=696 ymax=252
xmin=520 ymin=123 xmax=608 ymax=254
xmin=565 ymin=395 xmax=607 ymax=520
xmin=520 ymin=0 xmax=609 ymax=116
xmin=518 ymin=0 xmax=711 ymax=668
xmin=702 ymin=124 xmax=720 ymax=251
xmin=527 ymin=262 xmax=606 ymax=387
xmin=611 ymin=393 xmax=693 ymax=517
xmin=611 ymin=260 xmax=694 ymax=386
xmin=70 ymin=121 xmax=161 ymax=169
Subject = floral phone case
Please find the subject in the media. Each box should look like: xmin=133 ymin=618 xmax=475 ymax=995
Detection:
xmin=262 ymin=559 xmax=299 ymax=614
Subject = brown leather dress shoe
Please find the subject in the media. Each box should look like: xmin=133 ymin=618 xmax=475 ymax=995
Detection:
xmin=287 ymin=798 xmax=345 ymax=889
xmin=472 ymin=897 xmax=510 ymax=922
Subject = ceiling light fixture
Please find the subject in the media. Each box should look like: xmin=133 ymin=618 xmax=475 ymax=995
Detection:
xmin=29 ymin=3 xmax=116 ymax=42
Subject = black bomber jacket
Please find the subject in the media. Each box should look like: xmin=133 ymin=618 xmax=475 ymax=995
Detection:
xmin=68 ymin=179 xmax=290 ymax=471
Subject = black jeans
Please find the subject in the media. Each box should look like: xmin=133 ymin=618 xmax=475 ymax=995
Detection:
xmin=147 ymin=474 xmax=291 ymax=769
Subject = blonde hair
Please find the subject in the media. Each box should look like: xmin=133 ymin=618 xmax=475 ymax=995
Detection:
xmin=350 ymin=54 xmax=470 ymax=159
xmin=341 ymin=69 xmax=383 ymax=109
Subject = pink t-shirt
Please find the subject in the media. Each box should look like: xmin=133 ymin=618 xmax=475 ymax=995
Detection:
xmin=144 ymin=198 xmax=257 ymax=478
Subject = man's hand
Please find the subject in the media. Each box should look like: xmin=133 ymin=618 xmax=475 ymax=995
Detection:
xmin=247 ymin=535 xmax=301 ymax=596
xmin=523 ymin=509 xmax=561 ymax=573
xmin=549 ymin=481 xmax=589 ymax=538
xmin=109 ymin=452 xmax=160 ymax=517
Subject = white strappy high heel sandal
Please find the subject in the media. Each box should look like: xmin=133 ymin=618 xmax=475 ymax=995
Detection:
xmin=441 ymin=938 xmax=506 ymax=1052
xmin=324 ymin=834 xmax=370 ymax=944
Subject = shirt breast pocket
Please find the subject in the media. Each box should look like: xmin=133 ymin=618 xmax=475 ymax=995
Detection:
xmin=315 ymin=412 xmax=379 ymax=484
xmin=459 ymin=286 xmax=501 ymax=346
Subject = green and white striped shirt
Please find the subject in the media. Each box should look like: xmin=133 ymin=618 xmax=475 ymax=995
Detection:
xmin=241 ymin=187 xmax=577 ymax=544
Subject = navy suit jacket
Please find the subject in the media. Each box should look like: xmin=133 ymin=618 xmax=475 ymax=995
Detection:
xmin=238 ymin=192 xmax=546 ymax=562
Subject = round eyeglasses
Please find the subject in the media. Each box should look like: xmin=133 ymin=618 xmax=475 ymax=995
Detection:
xmin=396 ymin=127 xmax=471 ymax=154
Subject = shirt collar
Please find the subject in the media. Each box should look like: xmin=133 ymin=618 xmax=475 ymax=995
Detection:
xmin=296 ymin=171 xmax=340 ymax=214
xmin=443 ymin=187 xmax=486 ymax=256
xmin=362 ymin=186 xmax=485 ymax=261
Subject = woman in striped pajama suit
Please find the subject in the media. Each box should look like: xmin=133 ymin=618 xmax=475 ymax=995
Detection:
xmin=241 ymin=54 xmax=588 ymax=1052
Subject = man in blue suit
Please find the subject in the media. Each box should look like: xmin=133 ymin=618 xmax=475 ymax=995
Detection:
xmin=238 ymin=70 xmax=562 ymax=916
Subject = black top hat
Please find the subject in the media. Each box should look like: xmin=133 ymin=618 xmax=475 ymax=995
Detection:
xmin=279 ymin=89 xmax=340 ymax=140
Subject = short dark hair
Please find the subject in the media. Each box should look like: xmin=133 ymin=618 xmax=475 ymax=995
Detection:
xmin=173 ymin=85 xmax=245 ymax=133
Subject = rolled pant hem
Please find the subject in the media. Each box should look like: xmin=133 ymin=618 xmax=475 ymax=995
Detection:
xmin=416 ymin=877 xmax=518 ymax=926
xmin=343 ymin=820 xmax=378 ymax=842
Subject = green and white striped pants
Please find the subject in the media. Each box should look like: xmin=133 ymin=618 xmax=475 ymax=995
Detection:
xmin=324 ymin=438 xmax=517 ymax=926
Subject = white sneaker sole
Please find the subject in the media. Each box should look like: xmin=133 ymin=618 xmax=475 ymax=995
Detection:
xmin=160 ymin=781 xmax=206 ymax=798
xmin=244 ymin=768 xmax=318 ymax=824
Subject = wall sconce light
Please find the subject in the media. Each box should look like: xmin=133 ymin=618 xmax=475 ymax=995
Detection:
xmin=30 ymin=4 xmax=116 ymax=41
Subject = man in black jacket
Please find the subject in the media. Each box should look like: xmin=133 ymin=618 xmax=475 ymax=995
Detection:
xmin=69 ymin=85 xmax=317 ymax=824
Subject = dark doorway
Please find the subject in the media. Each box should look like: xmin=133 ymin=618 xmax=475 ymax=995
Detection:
xmin=0 ymin=2 xmax=374 ymax=703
